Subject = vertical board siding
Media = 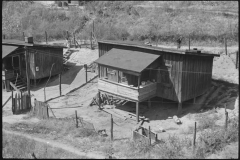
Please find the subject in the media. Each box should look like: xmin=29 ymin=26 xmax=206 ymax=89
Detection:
xmin=33 ymin=47 xmax=63 ymax=79
xmin=29 ymin=51 xmax=35 ymax=79
xmin=182 ymin=55 xmax=213 ymax=102
xmin=98 ymin=42 xmax=213 ymax=103
xmin=99 ymin=42 xmax=182 ymax=102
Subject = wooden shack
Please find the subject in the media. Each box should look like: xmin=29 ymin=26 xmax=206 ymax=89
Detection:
xmin=2 ymin=38 xmax=66 ymax=91
xmin=94 ymin=40 xmax=220 ymax=121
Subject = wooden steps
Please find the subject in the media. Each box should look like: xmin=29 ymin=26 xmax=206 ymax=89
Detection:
xmin=9 ymin=77 xmax=27 ymax=92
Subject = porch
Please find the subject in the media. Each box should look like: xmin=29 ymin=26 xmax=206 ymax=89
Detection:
xmin=98 ymin=78 xmax=157 ymax=102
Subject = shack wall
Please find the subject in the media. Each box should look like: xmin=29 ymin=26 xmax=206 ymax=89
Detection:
xmin=157 ymin=53 xmax=183 ymax=102
xmin=29 ymin=47 xmax=63 ymax=79
xmin=98 ymin=42 xmax=182 ymax=102
xmin=181 ymin=55 xmax=213 ymax=102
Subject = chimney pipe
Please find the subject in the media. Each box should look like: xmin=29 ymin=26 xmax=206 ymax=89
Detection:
xmin=25 ymin=37 xmax=33 ymax=44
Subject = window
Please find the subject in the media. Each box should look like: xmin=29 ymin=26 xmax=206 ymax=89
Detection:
xmin=119 ymin=71 xmax=138 ymax=87
xmin=107 ymin=68 xmax=116 ymax=75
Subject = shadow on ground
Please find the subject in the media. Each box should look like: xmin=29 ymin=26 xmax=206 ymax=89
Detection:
xmin=115 ymin=79 xmax=238 ymax=120
xmin=31 ymin=62 xmax=83 ymax=91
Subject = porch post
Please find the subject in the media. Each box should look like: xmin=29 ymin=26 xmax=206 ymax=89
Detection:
xmin=25 ymin=46 xmax=31 ymax=107
xmin=138 ymin=74 xmax=141 ymax=90
xmin=117 ymin=70 xmax=119 ymax=83
xmin=177 ymin=102 xmax=182 ymax=116
xmin=136 ymin=74 xmax=141 ymax=123
xmin=136 ymin=102 xmax=139 ymax=123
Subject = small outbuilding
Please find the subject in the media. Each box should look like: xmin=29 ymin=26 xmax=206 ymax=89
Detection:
xmin=2 ymin=38 xmax=66 ymax=91
xmin=94 ymin=40 xmax=220 ymax=121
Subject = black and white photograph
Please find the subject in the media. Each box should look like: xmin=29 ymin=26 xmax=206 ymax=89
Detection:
xmin=2 ymin=1 xmax=239 ymax=159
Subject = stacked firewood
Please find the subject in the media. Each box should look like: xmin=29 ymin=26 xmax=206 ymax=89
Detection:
xmin=90 ymin=93 xmax=128 ymax=106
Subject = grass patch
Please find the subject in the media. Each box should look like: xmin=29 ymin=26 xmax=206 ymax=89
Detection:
xmin=2 ymin=131 xmax=86 ymax=159
xmin=9 ymin=117 xmax=97 ymax=139
xmin=114 ymin=113 xmax=238 ymax=159
xmin=185 ymin=109 xmax=223 ymax=134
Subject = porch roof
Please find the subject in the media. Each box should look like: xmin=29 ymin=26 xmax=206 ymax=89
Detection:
xmin=95 ymin=48 xmax=160 ymax=75
xmin=2 ymin=45 xmax=19 ymax=58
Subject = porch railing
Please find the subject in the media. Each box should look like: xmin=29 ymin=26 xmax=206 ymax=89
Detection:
xmin=98 ymin=79 xmax=157 ymax=101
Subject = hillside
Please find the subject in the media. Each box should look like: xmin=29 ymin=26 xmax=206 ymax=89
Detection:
xmin=2 ymin=1 xmax=238 ymax=46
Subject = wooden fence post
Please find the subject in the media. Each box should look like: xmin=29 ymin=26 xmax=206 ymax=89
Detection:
xmin=75 ymin=110 xmax=78 ymax=128
xmin=11 ymin=91 xmax=14 ymax=113
xmin=93 ymin=20 xmax=94 ymax=34
xmin=84 ymin=64 xmax=87 ymax=83
xmin=73 ymin=32 xmax=76 ymax=48
xmin=111 ymin=114 xmax=113 ymax=141
xmin=193 ymin=122 xmax=197 ymax=150
xmin=90 ymin=31 xmax=93 ymax=50
xmin=45 ymin=31 xmax=48 ymax=44
xmin=224 ymin=37 xmax=227 ymax=55
xmin=67 ymin=31 xmax=69 ymax=40
xmin=59 ymin=73 xmax=62 ymax=96
xmin=225 ymin=104 xmax=228 ymax=130
xmin=15 ymin=93 xmax=18 ymax=114
xmin=148 ymin=126 xmax=151 ymax=146
xmin=155 ymin=133 xmax=158 ymax=142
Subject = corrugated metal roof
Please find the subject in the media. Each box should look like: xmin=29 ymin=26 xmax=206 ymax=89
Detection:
xmin=98 ymin=40 xmax=220 ymax=57
xmin=95 ymin=48 xmax=160 ymax=74
xmin=2 ymin=45 xmax=19 ymax=58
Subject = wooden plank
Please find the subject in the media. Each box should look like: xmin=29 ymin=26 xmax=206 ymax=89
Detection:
xmin=191 ymin=56 xmax=195 ymax=98
xmin=174 ymin=55 xmax=178 ymax=101
xmin=20 ymin=92 xmax=23 ymax=111
xmin=2 ymin=95 xmax=12 ymax=108
xmin=17 ymin=93 xmax=20 ymax=113
xmin=181 ymin=56 xmax=186 ymax=101
xmin=185 ymin=56 xmax=190 ymax=99
xmin=22 ymin=92 xmax=26 ymax=110
xmin=9 ymin=82 xmax=21 ymax=93
xmin=15 ymin=93 xmax=18 ymax=114
xmin=178 ymin=55 xmax=183 ymax=102
xmin=98 ymin=79 xmax=139 ymax=100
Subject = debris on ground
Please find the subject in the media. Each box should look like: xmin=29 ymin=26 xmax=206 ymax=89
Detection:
xmin=173 ymin=115 xmax=182 ymax=125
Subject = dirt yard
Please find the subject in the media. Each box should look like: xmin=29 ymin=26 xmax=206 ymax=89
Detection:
xmin=2 ymin=44 xmax=239 ymax=158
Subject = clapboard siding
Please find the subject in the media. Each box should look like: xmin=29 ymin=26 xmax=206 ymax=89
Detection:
xmin=181 ymin=56 xmax=213 ymax=101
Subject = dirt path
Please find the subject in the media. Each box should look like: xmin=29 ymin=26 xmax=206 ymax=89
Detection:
xmin=3 ymin=129 xmax=106 ymax=159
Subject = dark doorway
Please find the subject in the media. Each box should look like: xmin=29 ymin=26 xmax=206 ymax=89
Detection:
xmin=12 ymin=56 xmax=20 ymax=68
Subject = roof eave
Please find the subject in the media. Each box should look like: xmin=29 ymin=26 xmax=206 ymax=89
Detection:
xmin=95 ymin=62 xmax=141 ymax=76
xmin=98 ymin=40 xmax=220 ymax=57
